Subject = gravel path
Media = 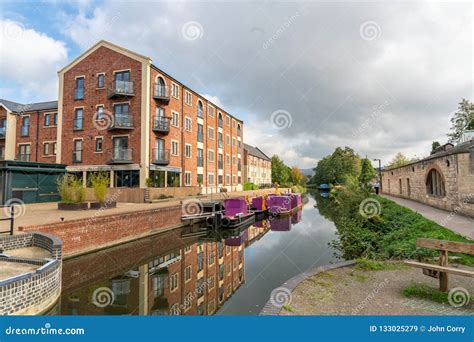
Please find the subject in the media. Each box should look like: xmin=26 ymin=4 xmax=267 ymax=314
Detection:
xmin=280 ymin=263 xmax=473 ymax=315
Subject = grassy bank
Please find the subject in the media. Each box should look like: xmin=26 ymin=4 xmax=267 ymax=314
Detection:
xmin=315 ymin=188 xmax=474 ymax=266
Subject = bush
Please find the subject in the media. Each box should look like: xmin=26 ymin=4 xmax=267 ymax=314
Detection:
xmin=57 ymin=174 xmax=85 ymax=204
xmin=291 ymin=184 xmax=307 ymax=193
xmin=243 ymin=182 xmax=259 ymax=191
xmin=90 ymin=172 xmax=110 ymax=203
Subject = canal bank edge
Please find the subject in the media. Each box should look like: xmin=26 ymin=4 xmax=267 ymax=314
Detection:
xmin=260 ymin=260 xmax=356 ymax=316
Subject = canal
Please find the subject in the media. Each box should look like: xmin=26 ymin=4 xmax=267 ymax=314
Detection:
xmin=57 ymin=192 xmax=339 ymax=315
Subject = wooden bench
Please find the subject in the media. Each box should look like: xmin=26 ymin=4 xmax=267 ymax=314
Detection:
xmin=404 ymin=238 xmax=474 ymax=292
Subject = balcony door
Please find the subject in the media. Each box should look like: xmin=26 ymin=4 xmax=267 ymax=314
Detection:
xmin=113 ymin=137 xmax=129 ymax=160
xmin=155 ymin=138 xmax=165 ymax=160
xmin=115 ymin=71 xmax=131 ymax=92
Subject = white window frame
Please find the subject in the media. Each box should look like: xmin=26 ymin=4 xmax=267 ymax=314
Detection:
xmin=172 ymin=82 xmax=179 ymax=99
xmin=184 ymin=171 xmax=192 ymax=186
xmin=185 ymin=90 xmax=192 ymax=106
xmin=185 ymin=116 xmax=192 ymax=132
xmin=171 ymin=140 xmax=179 ymax=156
xmin=185 ymin=143 xmax=192 ymax=158
xmin=208 ymin=127 xmax=214 ymax=140
xmin=208 ymin=173 xmax=215 ymax=185
xmin=171 ymin=111 xmax=179 ymax=127
xmin=208 ymin=149 xmax=214 ymax=162
xmin=207 ymin=104 xmax=215 ymax=117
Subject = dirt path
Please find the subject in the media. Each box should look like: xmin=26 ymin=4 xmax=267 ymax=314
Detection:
xmin=280 ymin=262 xmax=473 ymax=315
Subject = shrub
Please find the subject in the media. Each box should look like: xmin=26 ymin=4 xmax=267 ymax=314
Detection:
xmin=57 ymin=174 xmax=85 ymax=204
xmin=243 ymin=182 xmax=259 ymax=191
xmin=90 ymin=172 xmax=110 ymax=203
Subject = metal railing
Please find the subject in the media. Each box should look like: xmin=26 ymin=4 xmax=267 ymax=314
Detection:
xmin=108 ymin=148 xmax=133 ymax=163
xmin=110 ymin=114 xmax=133 ymax=129
xmin=152 ymin=148 xmax=170 ymax=165
xmin=153 ymin=84 xmax=170 ymax=101
xmin=152 ymin=116 xmax=170 ymax=133
xmin=108 ymin=80 xmax=134 ymax=97
xmin=0 ymin=205 xmax=15 ymax=235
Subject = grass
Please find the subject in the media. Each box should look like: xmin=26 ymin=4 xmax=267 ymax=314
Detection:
xmin=403 ymin=283 xmax=449 ymax=304
xmin=282 ymin=304 xmax=295 ymax=312
xmin=355 ymin=258 xmax=406 ymax=271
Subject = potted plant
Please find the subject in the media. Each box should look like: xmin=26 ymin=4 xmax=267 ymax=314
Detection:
xmin=57 ymin=174 xmax=88 ymax=210
xmin=89 ymin=172 xmax=116 ymax=209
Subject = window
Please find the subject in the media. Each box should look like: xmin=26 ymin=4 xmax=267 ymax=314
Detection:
xmin=73 ymin=140 xmax=82 ymax=163
xmin=426 ymin=169 xmax=445 ymax=197
xmin=226 ymin=174 xmax=230 ymax=184
xmin=167 ymin=171 xmax=180 ymax=187
xmin=21 ymin=116 xmax=30 ymax=136
xmin=232 ymin=156 xmax=236 ymax=165
xmin=218 ymin=175 xmax=223 ymax=184
xmin=208 ymin=276 xmax=216 ymax=291
xmin=238 ymin=176 xmax=241 ymax=184
xmin=184 ymin=265 xmax=192 ymax=282
xmin=171 ymin=111 xmax=179 ymax=127
xmin=185 ymin=171 xmax=192 ymax=186
xmin=197 ymin=148 xmax=203 ymax=167
xmin=232 ymin=138 xmax=236 ymax=147
xmin=43 ymin=143 xmax=49 ymax=155
xmin=218 ymin=113 xmax=223 ymax=128
xmin=208 ymin=252 xmax=215 ymax=265
xmin=185 ymin=117 xmax=192 ymax=132
xmin=197 ymin=123 xmax=204 ymax=142
xmin=114 ymin=170 xmax=140 ymax=188
xmin=237 ymin=124 xmax=241 ymax=136
xmin=238 ymin=158 xmax=241 ymax=171
xmin=18 ymin=144 xmax=30 ymax=161
xmin=197 ymin=174 xmax=203 ymax=185
xmin=208 ymin=149 xmax=214 ymax=162
xmin=169 ymin=273 xmax=179 ymax=292
xmin=171 ymin=141 xmax=179 ymax=156
xmin=74 ymin=108 xmax=83 ymax=130
xmin=208 ymin=127 xmax=214 ymax=140
xmin=185 ymin=91 xmax=192 ymax=105
xmin=225 ymin=115 xmax=230 ymax=126
xmin=172 ymin=83 xmax=179 ymax=98
xmin=226 ymin=154 xmax=230 ymax=165
xmin=208 ymin=104 xmax=214 ymax=117
xmin=52 ymin=142 xmax=57 ymax=155
xmin=185 ymin=144 xmax=191 ymax=158
xmin=218 ymin=153 xmax=223 ymax=169
xmin=208 ymin=173 xmax=215 ymax=185
xmin=114 ymin=71 xmax=131 ymax=93
xmin=75 ymin=77 xmax=84 ymax=100
xmin=226 ymin=134 xmax=230 ymax=146
xmin=96 ymin=105 xmax=104 ymax=120
xmin=95 ymin=137 xmax=103 ymax=152
xmin=44 ymin=114 xmax=51 ymax=127
xmin=218 ymin=132 xmax=223 ymax=148
xmin=53 ymin=113 xmax=58 ymax=125
xmin=197 ymin=101 xmax=203 ymax=118
xmin=97 ymin=73 xmax=105 ymax=88
xmin=114 ymin=103 xmax=130 ymax=127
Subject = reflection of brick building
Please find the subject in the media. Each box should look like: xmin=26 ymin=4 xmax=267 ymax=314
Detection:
xmin=60 ymin=225 xmax=270 ymax=315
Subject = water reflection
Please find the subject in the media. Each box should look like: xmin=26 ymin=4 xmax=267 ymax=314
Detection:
xmin=60 ymin=192 xmax=337 ymax=315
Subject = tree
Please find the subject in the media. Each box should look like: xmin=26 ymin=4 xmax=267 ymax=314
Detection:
xmin=431 ymin=141 xmax=441 ymax=154
xmin=271 ymin=155 xmax=291 ymax=185
xmin=290 ymin=166 xmax=304 ymax=185
xmin=311 ymin=147 xmax=361 ymax=185
xmin=387 ymin=152 xmax=410 ymax=169
xmin=359 ymin=157 xmax=376 ymax=190
xmin=448 ymin=99 xmax=474 ymax=142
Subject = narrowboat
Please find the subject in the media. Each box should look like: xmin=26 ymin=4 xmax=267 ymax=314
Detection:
xmin=270 ymin=216 xmax=292 ymax=231
xmin=221 ymin=198 xmax=255 ymax=229
xmin=250 ymin=195 xmax=268 ymax=221
xmin=266 ymin=193 xmax=302 ymax=216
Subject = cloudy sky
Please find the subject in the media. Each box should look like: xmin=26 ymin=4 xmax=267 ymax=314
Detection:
xmin=1 ymin=0 xmax=472 ymax=168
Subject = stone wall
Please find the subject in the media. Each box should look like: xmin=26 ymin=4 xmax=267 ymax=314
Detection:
xmin=0 ymin=232 xmax=63 ymax=315
xmin=381 ymin=151 xmax=474 ymax=217
xmin=19 ymin=205 xmax=185 ymax=257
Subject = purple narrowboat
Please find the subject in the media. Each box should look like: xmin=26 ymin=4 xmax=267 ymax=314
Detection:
xmin=221 ymin=198 xmax=255 ymax=229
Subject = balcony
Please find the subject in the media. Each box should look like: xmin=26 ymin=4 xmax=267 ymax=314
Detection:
xmin=151 ymin=148 xmax=170 ymax=165
xmin=108 ymin=148 xmax=133 ymax=164
xmin=153 ymin=84 xmax=170 ymax=102
xmin=72 ymin=150 xmax=82 ymax=163
xmin=152 ymin=116 xmax=170 ymax=134
xmin=107 ymin=80 xmax=134 ymax=98
xmin=0 ymin=127 xmax=5 ymax=139
xmin=109 ymin=114 xmax=133 ymax=130
xmin=16 ymin=153 xmax=30 ymax=162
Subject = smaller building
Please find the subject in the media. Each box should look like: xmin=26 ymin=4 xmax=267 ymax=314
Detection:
xmin=381 ymin=133 xmax=474 ymax=218
xmin=243 ymin=144 xmax=272 ymax=187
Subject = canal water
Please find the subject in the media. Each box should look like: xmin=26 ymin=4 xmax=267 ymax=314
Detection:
xmin=57 ymin=192 xmax=339 ymax=315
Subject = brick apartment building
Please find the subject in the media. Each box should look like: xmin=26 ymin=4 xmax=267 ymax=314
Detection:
xmin=1 ymin=40 xmax=244 ymax=192
xmin=243 ymin=143 xmax=272 ymax=186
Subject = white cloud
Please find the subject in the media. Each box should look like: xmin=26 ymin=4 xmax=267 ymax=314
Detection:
xmin=0 ymin=19 xmax=68 ymax=101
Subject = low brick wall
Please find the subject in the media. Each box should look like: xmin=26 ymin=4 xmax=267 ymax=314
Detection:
xmin=0 ymin=232 xmax=63 ymax=315
xmin=19 ymin=205 xmax=185 ymax=257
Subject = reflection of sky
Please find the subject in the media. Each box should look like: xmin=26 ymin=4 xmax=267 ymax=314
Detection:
xmin=218 ymin=193 xmax=339 ymax=315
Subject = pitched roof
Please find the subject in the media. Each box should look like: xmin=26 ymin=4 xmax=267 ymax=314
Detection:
xmin=244 ymin=143 xmax=271 ymax=161
xmin=0 ymin=98 xmax=58 ymax=113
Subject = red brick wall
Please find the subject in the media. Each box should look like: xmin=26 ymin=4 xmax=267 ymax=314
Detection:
xmin=19 ymin=205 xmax=183 ymax=256
xmin=61 ymin=46 xmax=143 ymax=165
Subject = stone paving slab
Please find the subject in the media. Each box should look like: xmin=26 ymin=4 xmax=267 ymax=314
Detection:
xmin=0 ymin=260 xmax=37 ymax=281
xmin=381 ymin=194 xmax=474 ymax=240
xmin=6 ymin=246 xmax=51 ymax=259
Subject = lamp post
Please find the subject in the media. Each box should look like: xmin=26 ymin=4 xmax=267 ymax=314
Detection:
xmin=373 ymin=158 xmax=382 ymax=192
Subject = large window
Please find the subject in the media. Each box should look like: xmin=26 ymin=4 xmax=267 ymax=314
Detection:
xmin=197 ymin=123 xmax=204 ymax=142
xmin=197 ymin=100 xmax=203 ymax=118
xmin=75 ymin=77 xmax=84 ymax=99
xmin=21 ymin=116 xmax=30 ymax=136
xmin=218 ymin=113 xmax=223 ymax=128
xmin=114 ymin=170 xmax=139 ymax=188
xmin=426 ymin=169 xmax=445 ymax=197
xmin=167 ymin=171 xmax=180 ymax=187
xmin=74 ymin=108 xmax=83 ymax=130
xmin=149 ymin=170 xmax=166 ymax=187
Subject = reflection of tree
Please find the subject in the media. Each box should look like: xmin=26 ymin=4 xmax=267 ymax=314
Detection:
xmin=312 ymin=190 xmax=337 ymax=222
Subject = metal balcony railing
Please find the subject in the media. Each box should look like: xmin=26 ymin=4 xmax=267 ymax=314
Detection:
xmin=152 ymin=116 xmax=170 ymax=133
xmin=153 ymin=84 xmax=170 ymax=102
xmin=108 ymin=148 xmax=133 ymax=164
xmin=152 ymin=148 xmax=170 ymax=165
xmin=108 ymin=80 xmax=134 ymax=98
xmin=109 ymin=114 xmax=133 ymax=130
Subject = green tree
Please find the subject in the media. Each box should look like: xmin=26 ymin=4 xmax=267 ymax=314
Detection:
xmin=359 ymin=157 xmax=376 ymax=190
xmin=387 ymin=152 xmax=410 ymax=169
xmin=290 ymin=166 xmax=304 ymax=185
xmin=311 ymin=147 xmax=361 ymax=185
xmin=431 ymin=141 xmax=441 ymax=154
xmin=271 ymin=155 xmax=291 ymax=185
xmin=448 ymin=99 xmax=474 ymax=142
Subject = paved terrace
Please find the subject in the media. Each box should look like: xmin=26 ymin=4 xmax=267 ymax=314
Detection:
xmin=8 ymin=189 xmax=284 ymax=231
xmin=381 ymin=194 xmax=474 ymax=240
